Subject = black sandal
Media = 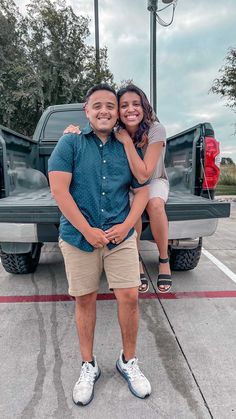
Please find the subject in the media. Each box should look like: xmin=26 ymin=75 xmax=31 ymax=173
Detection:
xmin=139 ymin=273 xmax=149 ymax=293
xmin=157 ymin=257 xmax=172 ymax=293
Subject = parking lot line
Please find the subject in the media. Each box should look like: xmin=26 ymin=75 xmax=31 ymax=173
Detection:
xmin=202 ymin=247 xmax=236 ymax=284
xmin=1 ymin=290 xmax=236 ymax=303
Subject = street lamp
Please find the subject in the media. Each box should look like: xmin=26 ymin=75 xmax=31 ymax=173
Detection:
xmin=94 ymin=0 xmax=100 ymax=80
xmin=147 ymin=0 xmax=178 ymax=112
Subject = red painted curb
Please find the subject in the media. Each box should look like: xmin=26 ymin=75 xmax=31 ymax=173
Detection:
xmin=1 ymin=290 xmax=236 ymax=303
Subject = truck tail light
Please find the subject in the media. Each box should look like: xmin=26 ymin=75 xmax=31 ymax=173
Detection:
xmin=202 ymin=136 xmax=220 ymax=190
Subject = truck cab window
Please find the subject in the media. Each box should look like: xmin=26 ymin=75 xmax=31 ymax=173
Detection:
xmin=43 ymin=110 xmax=88 ymax=141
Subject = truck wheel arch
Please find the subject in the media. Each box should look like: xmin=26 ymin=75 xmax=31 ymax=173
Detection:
xmin=169 ymin=238 xmax=202 ymax=271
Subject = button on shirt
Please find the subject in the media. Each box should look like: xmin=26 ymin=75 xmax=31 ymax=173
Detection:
xmin=48 ymin=123 xmax=148 ymax=252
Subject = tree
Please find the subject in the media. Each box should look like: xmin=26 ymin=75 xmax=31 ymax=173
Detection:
xmin=221 ymin=157 xmax=235 ymax=166
xmin=0 ymin=0 xmax=29 ymax=129
xmin=211 ymin=47 xmax=236 ymax=112
xmin=0 ymin=0 xmax=114 ymax=136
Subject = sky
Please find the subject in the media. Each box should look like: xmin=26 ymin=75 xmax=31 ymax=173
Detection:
xmin=16 ymin=0 xmax=236 ymax=162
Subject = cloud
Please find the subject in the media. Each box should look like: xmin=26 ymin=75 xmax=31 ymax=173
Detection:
xmin=220 ymin=143 xmax=236 ymax=159
xmin=13 ymin=0 xmax=236 ymax=161
xmin=162 ymin=2 xmax=233 ymax=36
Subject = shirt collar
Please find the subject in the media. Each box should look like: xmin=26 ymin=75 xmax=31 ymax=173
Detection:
xmin=83 ymin=122 xmax=116 ymax=141
xmin=82 ymin=122 xmax=93 ymax=135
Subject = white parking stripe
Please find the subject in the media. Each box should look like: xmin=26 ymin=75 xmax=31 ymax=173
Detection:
xmin=202 ymin=247 xmax=236 ymax=284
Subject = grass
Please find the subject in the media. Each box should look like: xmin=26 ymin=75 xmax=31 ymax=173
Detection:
xmin=216 ymin=185 xmax=236 ymax=195
xmin=216 ymin=164 xmax=236 ymax=195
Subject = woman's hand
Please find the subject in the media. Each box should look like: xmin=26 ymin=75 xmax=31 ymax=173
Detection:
xmin=115 ymin=128 xmax=132 ymax=145
xmin=63 ymin=124 xmax=81 ymax=135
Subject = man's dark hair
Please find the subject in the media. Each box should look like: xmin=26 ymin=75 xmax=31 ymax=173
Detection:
xmin=85 ymin=83 xmax=116 ymax=101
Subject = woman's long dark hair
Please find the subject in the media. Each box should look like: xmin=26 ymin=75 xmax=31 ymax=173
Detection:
xmin=117 ymin=84 xmax=158 ymax=148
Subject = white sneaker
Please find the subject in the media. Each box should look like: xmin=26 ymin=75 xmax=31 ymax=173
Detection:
xmin=72 ymin=357 xmax=101 ymax=406
xmin=116 ymin=350 xmax=151 ymax=399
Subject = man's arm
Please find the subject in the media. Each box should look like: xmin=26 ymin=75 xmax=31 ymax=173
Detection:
xmin=49 ymin=171 xmax=109 ymax=248
xmin=123 ymin=185 xmax=149 ymax=231
xmin=105 ymin=185 xmax=149 ymax=243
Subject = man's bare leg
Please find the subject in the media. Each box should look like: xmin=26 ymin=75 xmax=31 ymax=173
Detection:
xmin=114 ymin=287 xmax=139 ymax=360
xmin=114 ymin=287 xmax=151 ymax=398
xmin=75 ymin=291 xmax=97 ymax=361
xmin=73 ymin=291 xmax=100 ymax=406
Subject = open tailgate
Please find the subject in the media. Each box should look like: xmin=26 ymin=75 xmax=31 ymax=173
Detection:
xmin=0 ymin=188 xmax=230 ymax=224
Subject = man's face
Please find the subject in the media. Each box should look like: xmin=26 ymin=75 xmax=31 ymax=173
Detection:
xmin=85 ymin=90 xmax=118 ymax=134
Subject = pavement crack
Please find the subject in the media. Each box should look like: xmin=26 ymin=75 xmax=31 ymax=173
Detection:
xmin=20 ymin=274 xmax=47 ymax=419
xmin=49 ymin=268 xmax=73 ymax=418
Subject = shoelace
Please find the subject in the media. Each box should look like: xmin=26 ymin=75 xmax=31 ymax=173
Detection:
xmin=78 ymin=362 xmax=96 ymax=385
xmin=124 ymin=359 xmax=145 ymax=382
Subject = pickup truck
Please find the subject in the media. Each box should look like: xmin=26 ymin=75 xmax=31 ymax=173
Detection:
xmin=0 ymin=103 xmax=230 ymax=274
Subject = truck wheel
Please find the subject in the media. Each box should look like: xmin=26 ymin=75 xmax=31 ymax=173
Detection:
xmin=169 ymin=239 xmax=202 ymax=271
xmin=0 ymin=243 xmax=42 ymax=274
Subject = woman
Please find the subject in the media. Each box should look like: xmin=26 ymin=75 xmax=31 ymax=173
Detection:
xmin=115 ymin=84 xmax=171 ymax=293
xmin=63 ymin=84 xmax=171 ymax=293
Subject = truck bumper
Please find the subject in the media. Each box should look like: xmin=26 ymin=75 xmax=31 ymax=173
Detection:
xmin=0 ymin=218 xmax=218 ymax=248
xmin=0 ymin=223 xmax=38 ymax=242
xmin=0 ymin=223 xmax=58 ymax=243
xmin=141 ymin=218 xmax=218 ymax=248
xmin=168 ymin=218 xmax=218 ymax=239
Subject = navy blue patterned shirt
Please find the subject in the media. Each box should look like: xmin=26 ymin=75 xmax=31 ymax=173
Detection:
xmin=48 ymin=123 xmax=148 ymax=252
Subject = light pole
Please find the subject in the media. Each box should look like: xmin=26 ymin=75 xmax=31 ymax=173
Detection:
xmin=94 ymin=0 xmax=100 ymax=80
xmin=147 ymin=0 xmax=178 ymax=113
xmin=148 ymin=0 xmax=157 ymax=113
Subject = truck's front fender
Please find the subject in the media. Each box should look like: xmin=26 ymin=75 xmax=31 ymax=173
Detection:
xmin=0 ymin=242 xmax=33 ymax=254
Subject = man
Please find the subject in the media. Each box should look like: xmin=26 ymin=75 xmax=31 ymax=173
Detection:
xmin=48 ymin=83 xmax=151 ymax=406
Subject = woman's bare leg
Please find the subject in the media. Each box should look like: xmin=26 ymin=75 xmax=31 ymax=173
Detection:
xmin=146 ymin=198 xmax=171 ymax=291
xmin=134 ymin=218 xmax=149 ymax=292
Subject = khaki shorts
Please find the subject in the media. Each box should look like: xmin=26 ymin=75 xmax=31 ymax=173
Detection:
xmin=59 ymin=233 xmax=140 ymax=297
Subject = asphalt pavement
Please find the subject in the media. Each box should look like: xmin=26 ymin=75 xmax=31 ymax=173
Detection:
xmin=0 ymin=203 xmax=236 ymax=419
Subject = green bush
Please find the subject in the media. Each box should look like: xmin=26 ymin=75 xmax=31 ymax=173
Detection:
xmin=218 ymin=165 xmax=236 ymax=185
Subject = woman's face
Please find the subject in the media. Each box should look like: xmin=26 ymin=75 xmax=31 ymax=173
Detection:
xmin=119 ymin=92 xmax=144 ymax=131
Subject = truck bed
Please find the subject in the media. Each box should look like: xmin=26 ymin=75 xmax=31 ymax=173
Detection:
xmin=0 ymin=187 xmax=230 ymax=223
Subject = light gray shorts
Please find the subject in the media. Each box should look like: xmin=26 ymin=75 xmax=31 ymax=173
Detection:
xmin=129 ymin=178 xmax=169 ymax=204
xmin=148 ymin=178 xmax=169 ymax=202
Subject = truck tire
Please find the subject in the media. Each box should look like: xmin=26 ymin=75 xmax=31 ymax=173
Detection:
xmin=169 ymin=239 xmax=202 ymax=271
xmin=0 ymin=243 xmax=42 ymax=274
